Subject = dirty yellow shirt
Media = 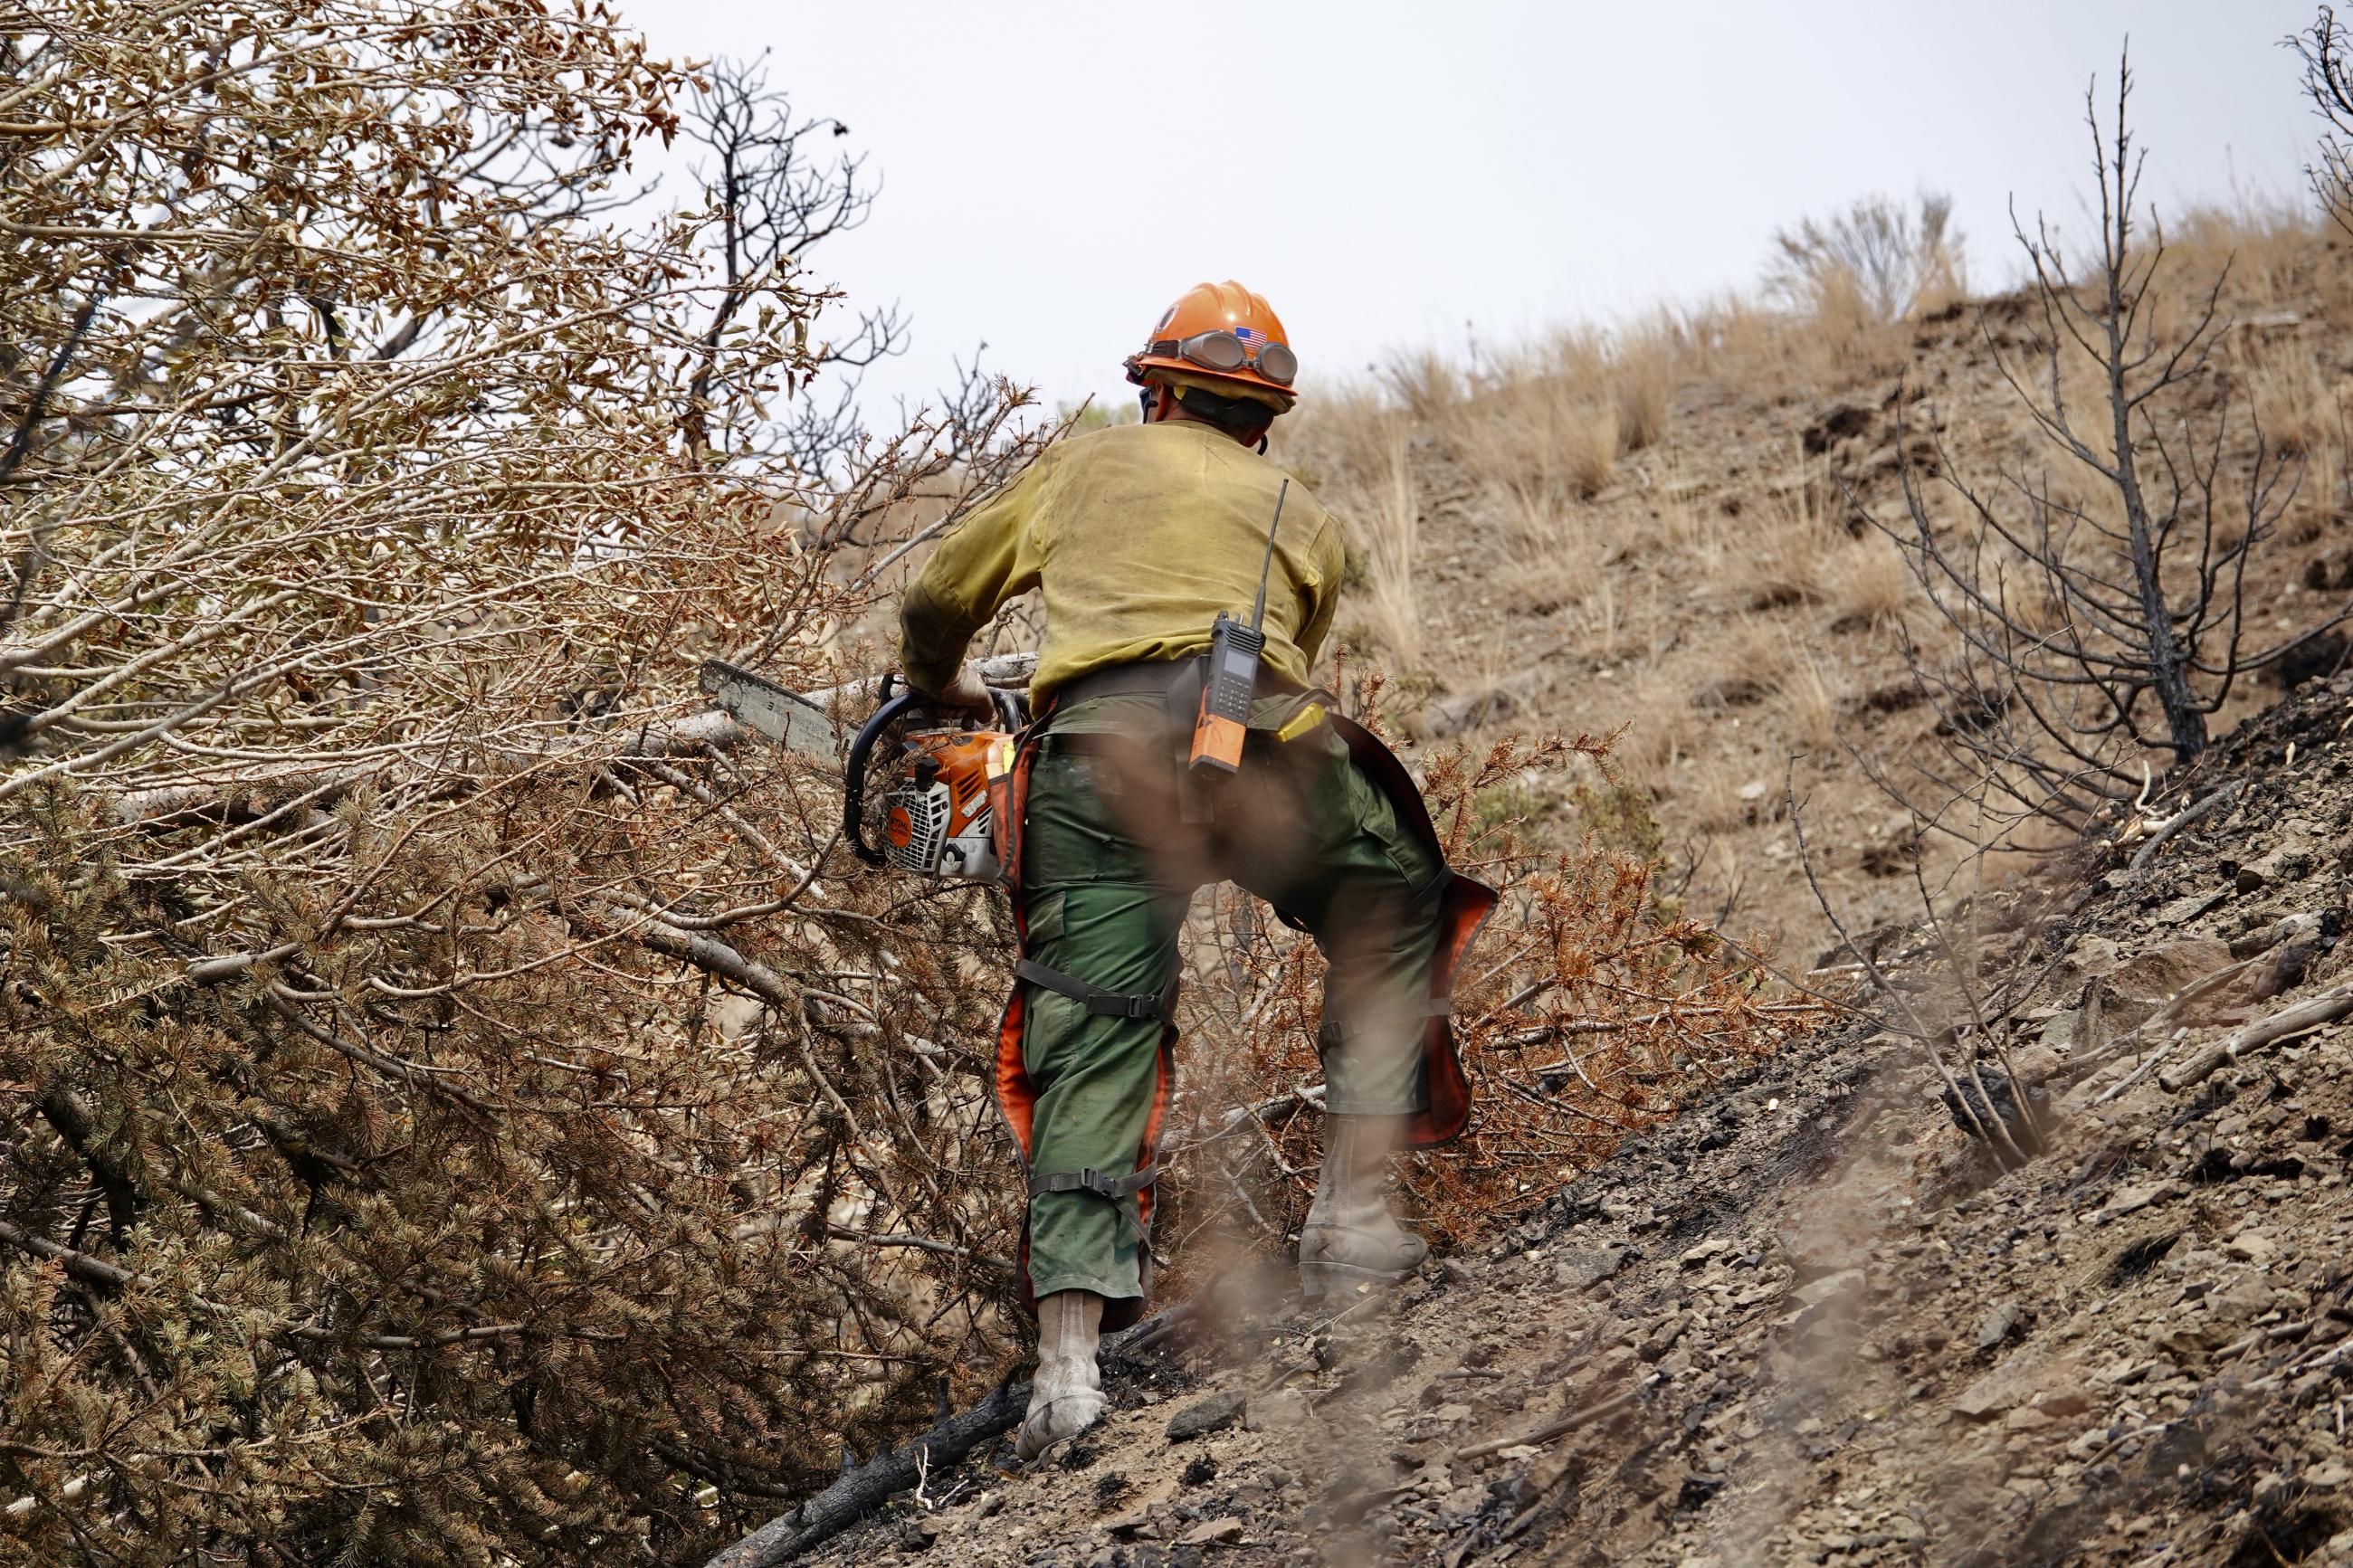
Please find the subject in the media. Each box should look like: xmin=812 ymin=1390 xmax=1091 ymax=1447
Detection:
xmin=897 ymin=422 xmax=1348 ymax=707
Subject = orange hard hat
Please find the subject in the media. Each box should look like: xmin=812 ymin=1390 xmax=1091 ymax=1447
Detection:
xmin=1124 ymin=280 xmax=1298 ymax=407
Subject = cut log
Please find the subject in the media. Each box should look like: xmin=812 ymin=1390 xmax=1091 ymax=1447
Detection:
xmin=701 ymin=1381 xmax=1027 ymax=1568
xmin=2158 ymin=983 xmax=2353 ymax=1093
xmin=702 ymin=1294 xmax=1183 ymax=1567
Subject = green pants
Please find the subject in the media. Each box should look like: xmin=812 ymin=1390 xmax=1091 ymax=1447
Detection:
xmin=1018 ymin=694 xmax=1448 ymax=1307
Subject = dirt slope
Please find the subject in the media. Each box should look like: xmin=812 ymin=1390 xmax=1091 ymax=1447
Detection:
xmin=788 ymin=668 xmax=2353 ymax=1566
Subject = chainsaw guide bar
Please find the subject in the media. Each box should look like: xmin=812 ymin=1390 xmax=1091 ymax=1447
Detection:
xmin=698 ymin=659 xmax=839 ymax=757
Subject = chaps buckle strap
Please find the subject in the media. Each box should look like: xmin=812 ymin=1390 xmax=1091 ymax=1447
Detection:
xmin=1028 ymin=1163 xmax=1162 ymax=1260
xmin=1016 ymin=957 xmax=1177 ymax=1023
xmin=1028 ymin=1164 xmax=1158 ymax=1202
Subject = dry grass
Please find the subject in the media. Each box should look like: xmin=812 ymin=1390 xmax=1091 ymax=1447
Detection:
xmin=1737 ymin=461 xmax=1839 ymax=609
xmin=1666 ymin=276 xmax=1904 ymax=400
xmin=1672 ymin=292 xmax=1782 ymax=384
xmin=1654 ymin=462 xmax=1726 ymax=573
xmin=1797 ymin=265 xmax=1907 ymax=388
xmin=2233 ymin=331 xmax=2333 ymax=461
xmin=1562 ymin=401 xmax=1620 ymax=497
xmin=1462 ymin=341 xmax=1622 ymax=492
xmin=1725 ymin=612 xmax=1796 ymax=685
xmin=2232 ymin=332 xmax=2340 ymax=544
xmin=1379 ymin=345 xmax=1462 ymax=420
xmin=1578 ymin=571 xmax=1625 ymax=660
xmin=1775 ymin=633 xmax=1844 ymax=755
xmin=1342 ymin=413 xmax=1424 ymax=668
xmin=1609 ymin=667 xmax=1687 ymax=784
xmin=1910 ymin=247 xmax=1972 ymax=320
xmin=1686 ymin=752 xmax=1777 ymax=834
xmin=1613 ymin=319 xmax=1677 ymax=451
xmin=1824 ymin=534 xmax=1912 ymax=628
xmin=1443 ymin=369 xmax=1614 ymax=558
xmin=2170 ymin=196 xmax=2317 ymax=314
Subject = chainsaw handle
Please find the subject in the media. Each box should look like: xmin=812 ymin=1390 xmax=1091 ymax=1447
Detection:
xmin=843 ymin=685 xmax=918 ymax=867
xmin=990 ymin=685 xmax=1026 ymax=732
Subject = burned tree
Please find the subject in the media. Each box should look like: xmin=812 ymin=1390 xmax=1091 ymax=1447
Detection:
xmin=2294 ymin=6 xmax=2353 ymax=240
xmin=1863 ymin=52 xmax=2340 ymax=841
xmin=679 ymin=54 xmax=900 ymax=470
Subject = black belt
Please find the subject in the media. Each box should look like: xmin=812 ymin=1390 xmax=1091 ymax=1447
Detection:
xmin=1048 ymin=656 xmax=1303 ymax=711
xmin=1047 ymin=659 xmax=1188 ymax=709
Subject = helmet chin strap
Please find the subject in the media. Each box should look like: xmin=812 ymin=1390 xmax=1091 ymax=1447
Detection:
xmin=1139 ymin=380 xmax=1271 ymax=447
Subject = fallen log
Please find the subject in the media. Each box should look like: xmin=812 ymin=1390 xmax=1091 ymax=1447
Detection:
xmin=702 ymin=1381 xmax=1028 ymax=1568
xmin=1454 ymin=1386 xmax=1642 ymax=1463
xmin=2158 ymin=983 xmax=2353 ymax=1093
xmin=703 ymin=1293 xmax=1183 ymax=1567
xmin=2046 ymin=955 xmax=2262 ymax=1091
xmin=2126 ymin=779 xmax=2243 ymax=875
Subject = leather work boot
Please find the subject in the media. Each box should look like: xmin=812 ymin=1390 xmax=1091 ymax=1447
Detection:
xmin=1298 ymin=1114 xmax=1430 ymax=1299
xmin=1015 ymin=1289 xmax=1107 ymax=1460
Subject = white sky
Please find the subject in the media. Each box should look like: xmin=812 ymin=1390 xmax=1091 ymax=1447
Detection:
xmin=628 ymin=0 xmax=2329 ymax=421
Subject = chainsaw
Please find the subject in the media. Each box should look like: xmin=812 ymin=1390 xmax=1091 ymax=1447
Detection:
xmin=699 ymin=660 xmax=1025 ymax=884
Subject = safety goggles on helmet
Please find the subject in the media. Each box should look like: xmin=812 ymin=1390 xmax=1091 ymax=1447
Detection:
xmin=1147 ymin=328 xmax=1298 ymax=385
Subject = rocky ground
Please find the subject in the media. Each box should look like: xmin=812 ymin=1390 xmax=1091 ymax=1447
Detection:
xmin=780 ymin=668 xmax=2353 ymax=1565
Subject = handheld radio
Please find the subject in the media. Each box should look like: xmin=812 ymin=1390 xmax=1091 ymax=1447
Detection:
xmin=1189 ymin=479 xmax=1289 ymax=778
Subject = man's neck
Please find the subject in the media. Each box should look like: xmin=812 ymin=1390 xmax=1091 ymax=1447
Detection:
xmin=1157 ymin=400 xmax=1260 ymax=447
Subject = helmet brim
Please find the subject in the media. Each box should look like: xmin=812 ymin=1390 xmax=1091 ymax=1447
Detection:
xmin=1124 ymin=355 xmax=1298 ymax=413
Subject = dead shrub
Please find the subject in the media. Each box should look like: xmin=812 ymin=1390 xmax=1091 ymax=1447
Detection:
xmin=1184 ymin=727 xmax=1826 ymax=1251
xmin=0 ymin=11 xmax=1065 ymax=1561
xmin=1768 ymin=191 xmax=1966 ymax=326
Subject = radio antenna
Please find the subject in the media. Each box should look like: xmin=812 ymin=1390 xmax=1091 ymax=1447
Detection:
xmin=1249 ymin=479 xmax=1290 ymax=632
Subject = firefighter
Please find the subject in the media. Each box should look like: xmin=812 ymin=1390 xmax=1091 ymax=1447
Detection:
xmin=898 ymin=281 xmax=1492 ymax=1461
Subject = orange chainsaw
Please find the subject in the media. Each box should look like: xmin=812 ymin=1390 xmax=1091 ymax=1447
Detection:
xmin=700 ymin=661 xmax=1024 ymax=884
xmin=843 ymin=678 xmax=1024 ymax=880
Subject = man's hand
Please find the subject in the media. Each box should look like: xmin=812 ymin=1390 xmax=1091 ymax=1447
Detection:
xmin=927 ymin=663 xmax=996 ymax=714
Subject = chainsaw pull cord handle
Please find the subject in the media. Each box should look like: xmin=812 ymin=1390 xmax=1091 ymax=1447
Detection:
xmin=843 ymin=683 xmax=918 ymax=867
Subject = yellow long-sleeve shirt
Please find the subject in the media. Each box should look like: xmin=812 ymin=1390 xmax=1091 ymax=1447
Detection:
xmin=897 ymin=421 xmax=1348 ymax=707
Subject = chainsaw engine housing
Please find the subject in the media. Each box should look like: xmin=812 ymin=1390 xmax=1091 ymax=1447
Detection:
xmin=881 ymin=728 xmax=1012 ymax=881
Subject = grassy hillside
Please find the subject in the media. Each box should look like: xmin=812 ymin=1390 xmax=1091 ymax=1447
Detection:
xmin=1277 ymin=200 xmax=2351 ymax=950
